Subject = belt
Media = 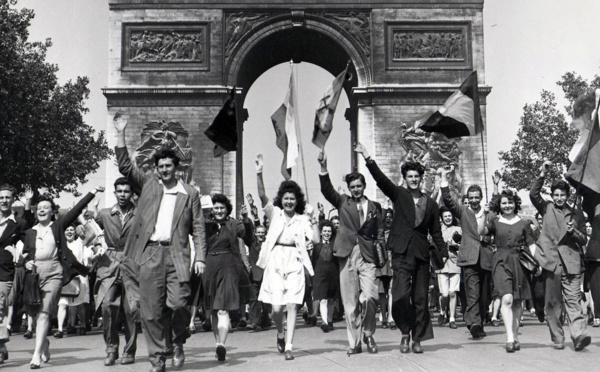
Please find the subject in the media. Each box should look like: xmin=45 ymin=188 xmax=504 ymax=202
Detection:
xmin=147 ymin=240 xmax=171 ymax=246
xmin=210 ymin=250 xmax=233 ymax=256
xmin=276 ymin=243 xmax=295 ymax=247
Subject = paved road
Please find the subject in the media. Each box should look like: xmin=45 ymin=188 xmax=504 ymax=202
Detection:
xmin=3 ymin=315 xmax=599 ymax=371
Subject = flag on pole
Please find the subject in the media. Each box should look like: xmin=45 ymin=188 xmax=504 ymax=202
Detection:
xmin=566 ymin=90 xmax=600 ymax=194
xmin=414 ymin=71 xmax=484 ymax=138
xmin=271 ymin=65 xmax=299 ymax=180
xmin=312 ymin=62 xmax=350 ymax=149
xmin=204 ymin=90 xmax=237 ymax=157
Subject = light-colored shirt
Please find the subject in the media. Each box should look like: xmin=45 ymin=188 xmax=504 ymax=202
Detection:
xmin=149 ymin=180 xmax=188 ymax=242
xmin=33 ymin=223 xmax=57 ymax=261
xmin=357 ymin=198 xmax=368 ymax=226
xmin=0 ymin=213 xmax=16 ymax=238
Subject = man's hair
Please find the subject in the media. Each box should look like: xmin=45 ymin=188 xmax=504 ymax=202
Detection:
xmin=401 ymin=161 xmax=425 ymax=178
xmin=0 ymin=184 xmax=16 ymax=197
xmin=466 ymin=185 xmax=483 ymax=198
xmin=344 ymin=172 xmax=366 ymax=187
xmin=330 ymin=215 xmax=340 ymax=222
xmin=550 ymin=180 xmax=570 ymax=197
xmin=153 ymin=148 xmax=180 ymax=166
xmin=114 ymin=177 xmax=132 ymax=190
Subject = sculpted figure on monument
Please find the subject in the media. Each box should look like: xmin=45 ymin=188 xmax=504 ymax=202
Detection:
xmin=129 ymin=30 xmax=204 ymax=63
xmin=225 ymin=12 xmax=269 ymax=57
xmin=392 ymin=31 xmax=463 ymax=60
xmin=325 ymin=12 xmax=371 ymax=56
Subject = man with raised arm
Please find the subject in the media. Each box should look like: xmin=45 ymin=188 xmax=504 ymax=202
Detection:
xmin=439 ymin=165 xmax=496 ymax=340
xmin=354 ymin=143 xmax=447 ymax=354
xmin=530 ymin=160 xmax=590 ymax=351
xmin=317 ymin=151 xmax=382 ymax=356
xmin=113 ymin=114 xmax=206 ymax=372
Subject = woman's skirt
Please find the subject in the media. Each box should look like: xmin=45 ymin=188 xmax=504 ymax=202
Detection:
xmin=202 ymin=252 xmax=253 ymax=312
xmin=27 ymin=259 xmax=63 ymax=317
xmin=492 ymin=248 xmax=531 ymax=300
xmin=259 ymin=245 xmax=305 ymax=306
xmin=312 ymin=260 xmax=339 ymax=300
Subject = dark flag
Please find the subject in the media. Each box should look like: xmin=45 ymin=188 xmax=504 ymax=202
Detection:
xmin=566 ymin=91 xmax=600 ymax=194
xmin=414 ymin=71 xmax=484 ymax=138
xmin=312 ymin=62 xmax=350 ymax=150
xmin=204 ymin=91 xmax=237 ymax=157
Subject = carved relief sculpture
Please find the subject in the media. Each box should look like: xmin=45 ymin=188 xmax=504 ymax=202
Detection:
xmin=392 ymin=31 xmax=464 ymax=60
xmin=324 ymin=11 xmax=371 ymax=57
xmin=224 ymin=12 xmax=269 ymax=58
xmin=134 ymin=120 xmax=194 ymax=182
xmin=129 ymin=30 xmax=204 ymax=63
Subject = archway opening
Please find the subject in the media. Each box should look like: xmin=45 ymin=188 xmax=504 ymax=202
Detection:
xmin=242 ymin=62 xmax=351 ymax=210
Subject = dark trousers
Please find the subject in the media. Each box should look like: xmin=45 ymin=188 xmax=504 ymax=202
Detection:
xmin=248 ymin=281 xmax=270 ymax=327
xmin=102 ymin=278 xmax=137 ymax=356
xmin=391 ymin=256 xmax=433 ymax=342
xmin=462 ymin=264 xmax=491 ymax=329
xmin=139 ymin=244 xmax=191 ymax=363
xmin=530 ymin=274 xmax=545 ymax=322
xmin=586 ymin=261 xmax=600 ymax=317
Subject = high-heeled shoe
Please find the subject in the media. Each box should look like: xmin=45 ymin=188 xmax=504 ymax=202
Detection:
xmin=514 ymin=340 xmax=521 ymax=351
xmin=30 ymin=354 xmax=42 ymax=369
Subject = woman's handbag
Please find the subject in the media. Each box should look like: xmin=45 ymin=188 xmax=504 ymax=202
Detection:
xmin=61 ymin=277 xmax=81 ymax=297
xmin=519 ymin=245 xmax=539 ymax=273
xmin=372 ymin=240 xmax=389 ymax=269
xmin=429 ymin=245 xmax=445 ymax=271
xmin=23 ymin=266 xmax=42 ymax=306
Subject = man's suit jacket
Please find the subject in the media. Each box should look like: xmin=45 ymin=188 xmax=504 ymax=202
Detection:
xmin=23 ymin=193 xmax=92 ymax=285
xmin=365 ymin=160 xmax=447 ymax=261
xmin=319 ymin=173 xmax=383 ymax=263
xmin=0 ymin=211 xmax=33 ymax=282
xmin=116 ymin=146 xmax=206 ymax=283
xmin=441 ymin=186 xmax=495 ymax=270
xmin=530 ymin=176 xmax=587 ymax=274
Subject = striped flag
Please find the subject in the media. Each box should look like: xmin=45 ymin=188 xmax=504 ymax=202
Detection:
xmin=566 ymin=90 xmax=600 ymax=194
xmin=312 ymin=63 xmax=350 ymax=149
xmin=271 ymin=66 xmax=299 ymax=180
xmin=414 ymin=71 xmax=484 ymax=138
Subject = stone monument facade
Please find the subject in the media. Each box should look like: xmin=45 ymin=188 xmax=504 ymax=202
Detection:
xmin=104 ymin=0 xmax=491 ymax=205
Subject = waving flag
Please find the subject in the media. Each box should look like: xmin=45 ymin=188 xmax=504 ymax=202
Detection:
xmin=271 ymin=66 xmax=299 ymax=180
xmin=204 ymin=90 xmax=237 ymax=157
xmin=312 ymin=63 xmax=350 ymax=149
xmin=414 ymin=71 xmax=483 ymax=138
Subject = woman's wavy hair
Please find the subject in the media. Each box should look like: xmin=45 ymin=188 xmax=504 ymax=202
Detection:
xmin=211 ymin=193 xmax=233 ymax=216
xmin=273 ymin=180 xmax=306 ymax=214
xmin=492 ymin=189 xmax=522 ymax=215
xmin=35 ymin=194 xmax=57 ymax=221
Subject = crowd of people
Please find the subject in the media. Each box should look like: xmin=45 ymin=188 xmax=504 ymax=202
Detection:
xmin=0 ymin=109 xmax=598 ymax=371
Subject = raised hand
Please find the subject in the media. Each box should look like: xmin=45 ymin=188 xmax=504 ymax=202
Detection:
xmin=492 ymin=171 xmax=502 ymax=185
xmin=240 ymin=204 xmax=248 ymax=217
xmin=95 ymin=186 xmax=105 ymax=193
xmin=305 ymin=204 xmax=314 ymax=217
xmin=246 ymin=193 xmax=255 ymax=206
xmin=317 ymin=202 xmax=324 ymax=214
xmin=353 ymin=142 xmax=369 ymax=158
xmin=113 ymin=112 xmax=128 ymax=133
xmin=255 ymin=154 xmax=264 ymax=173
xmin=540 ymin=160 xmax=552 ymax=176
xmin=439 ymin=165 xmax=455 ymax=179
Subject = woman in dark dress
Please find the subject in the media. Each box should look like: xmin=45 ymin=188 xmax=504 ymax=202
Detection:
xmin=483 ymin=190 xmax=536 ymax=353
xmin=311 ymin=220 xmax=339 ymax=332
xmin=202 ymin=194 xmax=252 ymax=362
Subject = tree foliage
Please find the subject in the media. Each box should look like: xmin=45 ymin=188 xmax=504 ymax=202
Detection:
xmin=0 ymin=0 xmax=111 ymax=196
xmin=499 ymin=72 xmax=600 ymax=191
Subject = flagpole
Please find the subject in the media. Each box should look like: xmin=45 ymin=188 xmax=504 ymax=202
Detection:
xmin=480 ymin=130 xmax=489 ymax=202
xmin=292 ymin=61 xmax=310 ymax=203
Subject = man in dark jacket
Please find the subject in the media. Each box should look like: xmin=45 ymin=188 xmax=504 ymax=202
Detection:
xmin=355 ymin=143 xmax=447 ymax=354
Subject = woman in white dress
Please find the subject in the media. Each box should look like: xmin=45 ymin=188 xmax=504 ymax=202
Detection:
xmin=255 ymin=154 xmax=319 ymax=361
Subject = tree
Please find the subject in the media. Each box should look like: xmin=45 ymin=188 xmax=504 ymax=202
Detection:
xmin=0 ymin=0 xmax=111 ymax=196
xmin=499 ymin=72 xmax=600 ymax=190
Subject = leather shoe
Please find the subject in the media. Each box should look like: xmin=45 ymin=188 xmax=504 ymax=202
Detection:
xmin=321 ymin=324 xmax=330 ymax=333
xmin=121 ymin=354 xmax=135 ymax=365
xmin=24 ymin=330 xmax=33 ymax=339
xmin=0 ymin=345 xmax=7 ymax=364
xmin=284 ymin=350 xmax=294 ymax=360
xmin=363 ymin=335 xmax=378 ymax=353
xmin=506 ymin=342 xmax=515 ymax=353
xmin=412 ymin=341 xmax=423 ymax=354
xmin=53 ymin=330 xmax=64 ymax=339
xmin=449 ymin=321 xmax=457 ymax=329
xmin=216 ymin=345 xmax=226 ymax=362
xmin=150 ymin=358 xmax=166 ymax=372
xmin=277 ymin=335 xmax=285 ymax=353
xmin=470 ymin=324 xmax=483 ymax=339
xmin=574 ymin=335 xmax=591 ymax=351
xmin=172 ymin=344 xmax=185 ymax=369
xmin=104 ymin=352 xmax=118 ymax=366
xmin=346 ymin=345 xmax=362 ymax=356
xmin=400 ymin=335 xmax=410 ymax=353
xmin=554 ymin=342 xmax=565 ymax=350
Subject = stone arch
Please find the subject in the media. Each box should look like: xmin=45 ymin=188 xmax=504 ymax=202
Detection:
xmin=225 ymin=15 xmax=372 ymax=101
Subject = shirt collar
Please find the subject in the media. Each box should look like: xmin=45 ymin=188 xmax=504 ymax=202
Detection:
xmin=0 ymin=213 xmax=16 ymax=225
xmin=110 ymin=204 xmax=134 ymax=216
xmin=33 ymin=222 xmax=54 ymax=232
xmin=160 ymin=180 xmax=188 ymax=195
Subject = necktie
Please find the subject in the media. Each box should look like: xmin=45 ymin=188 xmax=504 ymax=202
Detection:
xmin=358 ymin=202 xmax=365 ymax=224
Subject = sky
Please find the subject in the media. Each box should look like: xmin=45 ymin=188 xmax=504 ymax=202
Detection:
xmin=15 ymin=0 xmax=600 ymax=208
